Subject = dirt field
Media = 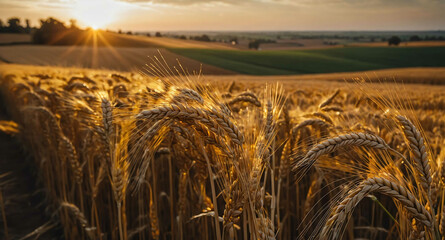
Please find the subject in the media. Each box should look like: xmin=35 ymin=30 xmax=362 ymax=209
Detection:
xmin=79 ymin=31 xmax=238 ymax=49
xmin=126 ymin=34 xmax=237 ymax=49
xmin=0 ymin=33 xmax=31 ymax=44
xmin=207 ymin=67 xmax=445 ymax=85
xmin=1 ymin=64 xmax=444 ymax=86
xmin=0 ymin=31 xmax=237 ymax=49
xmin=0 ymin=45 xmax=235 ymax=74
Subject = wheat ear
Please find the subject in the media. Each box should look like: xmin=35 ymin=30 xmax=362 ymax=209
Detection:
xmin=228 ymin=95 xmax=261 ymax=107
xmin=307 ymin=112 xmax=334 ymax=124
xmin=136 ymin=103 xmax=244 ymax=145
xmin=60 ymin=135 xmax=83 ymax=184
xmin=172 ymin=88 xmax=204 ymax=104
xmin=396 ymin=115 xmax=432 ymax=196
xmin=293 ymin=132 xmax=390 ymax=171
xmin=101 ymin=98 xmax=114 ymax=138
xmin=291 ymin=118 xmax=330 ymax=139
xmin=319 ymin=89 xmax=340 ymax=108
xmin=408 ymin=228 xmax=425 ymax=240
xmin=61 ymin=202 xmax=96 ymax=239
xmin=322 ymin=177 xmax=432 ymax=239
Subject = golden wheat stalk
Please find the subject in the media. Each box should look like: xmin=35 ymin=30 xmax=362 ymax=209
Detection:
xmin=59 ymin=135 xmax=83 ymax=185
xmin=172 ymin=88 xmax=204 ymax=104
xmin=396 ymin=115 xmax=432 ymax=197
xmin=228 ymin=95 xmax=261 ymax=108
xmin=319 ymin=89 xmax=340 ymax=109
xmin=136 ymin=103 xmax=244 ymax=145
xmin=291 ymin=118 xmax=330 ymax=139
xmin=293 ymin=132 xmax=391 ymax=171
xmin=322 ymin=177 xmax=432 ymax=239
xmin=60 ymin=202 xmax=96 ymax=239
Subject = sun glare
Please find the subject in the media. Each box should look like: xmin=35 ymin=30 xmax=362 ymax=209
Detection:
xmin=72 ymin=0 xmax=121 ymax=29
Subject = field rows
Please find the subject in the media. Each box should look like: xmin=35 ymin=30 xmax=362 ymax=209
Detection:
xmin=0 ymin=46 xmax=234 ymax=74
xmin=170 ymin=47 xmax=445 ymax=75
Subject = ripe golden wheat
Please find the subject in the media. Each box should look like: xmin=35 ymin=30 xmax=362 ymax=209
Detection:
xmin=0 ymin=64 xmax=444 ymax=240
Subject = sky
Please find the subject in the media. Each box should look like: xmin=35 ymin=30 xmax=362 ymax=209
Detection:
xmin=0 ymin=0 xmax=444 ymax=31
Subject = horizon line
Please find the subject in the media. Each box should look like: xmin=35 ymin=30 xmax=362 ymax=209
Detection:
xmin=129 ymin=29 xmax=445 ymax=33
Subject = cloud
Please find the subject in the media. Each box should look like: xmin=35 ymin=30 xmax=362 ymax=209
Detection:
xmin=0 ymin=0 xmax=74 ymax=9
xmin=120 ymin=0 xmax=445 ymax=7
xmin=0 ymin=2 xmax=27 ymax=8
xmin=120 ymin=0 xmax=255 ymax=6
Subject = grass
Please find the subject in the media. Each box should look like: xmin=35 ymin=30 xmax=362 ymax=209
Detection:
xmin=169 ymin=47 xmax=445 ymax=75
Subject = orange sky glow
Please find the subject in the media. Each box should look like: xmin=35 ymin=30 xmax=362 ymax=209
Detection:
xmin=0 ymin=0 xmax=444 ymax=31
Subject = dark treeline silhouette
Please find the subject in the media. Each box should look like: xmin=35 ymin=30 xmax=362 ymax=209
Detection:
xmin=190 ymin=34 xmax=211 ymax=42
xmin=409 ymin=35 xmax=445 ymax=41
xmin=388 ymin=36 xmax=402 ymax=46
xmin=168 ymin=34 xmax=213 ymax=42
xmin=30 ymin=17 xmax=162 ymax=47
xmin=0 ymin=17 xmax=33 ymax=33
xmin=32 ymin=17 xmax=86 ymax=45
xmin=387 ymin=34 xmax=445 ymax=46
xmin=248 ymin=39 xmax=276 ymax=50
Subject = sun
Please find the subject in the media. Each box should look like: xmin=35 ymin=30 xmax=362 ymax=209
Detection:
xmin=71 ymin=0 xmax=121 ymax=29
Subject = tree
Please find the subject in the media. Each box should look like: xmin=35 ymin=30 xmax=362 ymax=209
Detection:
xmin=248 ymin=40 xmax=260 ymax=50
xmin=32 ymin=17 xmax=68 ymax=44
xmin=146 ymin=33 xmax=151 ymax=37
xmin=155 ymin=32 xmax=162 ymax=37
xmin=69 ymin=19 xmax=78 ymax=29
xmin=190 ymin=34 xmax=211 ymax=42
xmin=7 ymin=17 xmax=25 ymax=33
xmin=0 ymin=20 xmax=5 ymax=33
xmin=409 ymin=35 xmax=421 ymax=41
xmin=25 ymin=19 xmax=31 ymax=33
xmin=8 ymin=18 xmax=20 ymax=28
xmin=200 ymin=34 xmax=210 ymax=42
xmin=388 ymin=36 xmax=401 ymax=46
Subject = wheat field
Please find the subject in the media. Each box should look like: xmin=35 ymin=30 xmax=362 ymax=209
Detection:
xmin=0 ymin=62 xmax=444 ymax=240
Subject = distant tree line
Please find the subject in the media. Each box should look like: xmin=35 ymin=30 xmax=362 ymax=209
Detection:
xmin=165 ymin=34 xmax=211 ymax=42
xmin=190 ymin=34 xmax=211 ymax=42
xmin=166 ymin=34 xmax=213 ymax=42
xmin=388 ymin=36 xmax=402 ymax=46
xmin=0 ymin=17 xmax=33 ymax=33
xmin=387 ymin=34 xmax=445 ymax=46
xmin=248 ymin=39 xmax=276 ymax=50
xmin=146 ymin=32 xmax=445 ymax=45
xmin=32 ymin=17 xmax=83 ymax=44
xmin=408 ymin=35 xmax=445 ymax=41
xmin=137 ymin=32 xmax=445 ymax=48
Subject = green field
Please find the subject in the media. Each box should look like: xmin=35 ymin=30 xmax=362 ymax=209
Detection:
xmin=169 ymin=47 xmax=445 ymax=75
